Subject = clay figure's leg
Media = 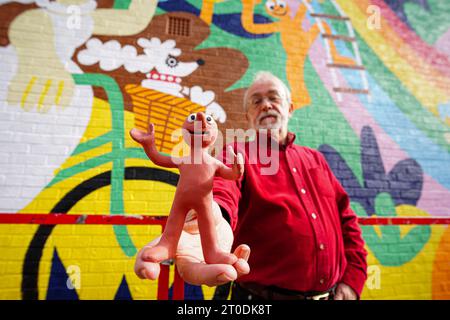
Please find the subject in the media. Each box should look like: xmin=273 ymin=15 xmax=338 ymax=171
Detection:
xmin=143 ymin=200 xmax=187 ymax=263
xmin=196 ymin=203 xmax=237 ymax=265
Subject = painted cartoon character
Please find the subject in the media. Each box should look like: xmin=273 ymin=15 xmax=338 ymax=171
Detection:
xmin=0 ymin=0 xmax=157 ymax=212
xmin=130 ymin=112 xmax=244 ymax=269
xmin=78 ymin=36 xmax=227 ymax=122
xmin=241 ymin=0 xmax=356 ymax=109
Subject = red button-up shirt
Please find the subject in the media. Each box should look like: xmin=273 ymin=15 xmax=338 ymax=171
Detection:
xmin=213 ymin=132 xmax=368 ymax=296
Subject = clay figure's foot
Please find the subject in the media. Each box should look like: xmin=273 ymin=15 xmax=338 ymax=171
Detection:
xmin=204 ymin=250 xmax=238 ymax=265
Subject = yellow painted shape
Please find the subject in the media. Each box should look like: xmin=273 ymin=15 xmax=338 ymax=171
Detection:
xmin=361 ymin=205 xmax=445 ymax=299
xmin=0 ymin=93 xmax=184 ymax=299
xmin=33 ymin=177 xmax=176 ymax=300
xmin=0 ymin=224 xmax=39 ymax=299
xmin=21 ymin=76 xmax=37 ymax=109
xmin=432 ymin=225 xmax=450 ymax=299
xmin=337 ymin=0 xmax=449 ymax=116
xmin=200 ymin=0 xmax=218 ymax=25
xmin=37 ymin=79 xmax=52 ymax=112
xmin=55 ymin=81 xmax=64 ymax=106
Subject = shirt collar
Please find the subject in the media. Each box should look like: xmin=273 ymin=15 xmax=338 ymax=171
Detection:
xmin=283 ymin=132 xmax=296 ymax=149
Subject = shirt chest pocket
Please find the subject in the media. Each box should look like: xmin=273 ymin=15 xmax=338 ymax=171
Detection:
xmin=307 ymin=167 xmax=335 ymax=198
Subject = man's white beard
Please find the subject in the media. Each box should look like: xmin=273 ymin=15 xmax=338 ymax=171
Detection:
xmin=255 ymin=110 xmax=285 ymax=131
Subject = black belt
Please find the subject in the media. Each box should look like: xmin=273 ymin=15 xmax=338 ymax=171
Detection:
xmin=233 ymin=282 xmax=336 ymax=300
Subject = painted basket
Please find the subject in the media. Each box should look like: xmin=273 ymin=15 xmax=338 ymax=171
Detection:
xmin=125 ymin=84 xmax=205 ymax=154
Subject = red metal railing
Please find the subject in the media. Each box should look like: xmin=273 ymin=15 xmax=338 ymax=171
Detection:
xmin=0 ymin=213 xmax=449 ymax=300
xmin=1 ymin=213 xmax=449 ymax=226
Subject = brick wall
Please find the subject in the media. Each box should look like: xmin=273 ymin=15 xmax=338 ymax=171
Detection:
xmin=0 ymin=0 xmax=449 ymax=300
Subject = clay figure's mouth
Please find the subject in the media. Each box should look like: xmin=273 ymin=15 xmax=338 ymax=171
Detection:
xmin=188 ymin=129 xmax=210 ymax=136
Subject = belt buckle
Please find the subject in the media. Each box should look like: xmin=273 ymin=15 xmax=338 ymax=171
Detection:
xmin=309 ymin=292 xmax=330 ymax=300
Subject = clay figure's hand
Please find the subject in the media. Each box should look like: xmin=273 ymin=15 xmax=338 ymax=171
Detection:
xmin=130 ymin=123 xmax=156 ymax=147
xmin=228 ymin=146 xmax=244 ymax=179
xmin=135 ymin=201 xmax=250 ymax=287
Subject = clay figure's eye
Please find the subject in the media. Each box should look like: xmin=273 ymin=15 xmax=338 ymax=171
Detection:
xmin=277 ymin=0 xmax=286 ymax=8
xmin=187 ymin=113 xmax=196 ymax=122
xmin=206 ymin=115 xmax=213 ymax=123
xmin=166 ymin=55 xmax=178 ymax=68
xmin=265 ymin=0 xmax=275 ymax=11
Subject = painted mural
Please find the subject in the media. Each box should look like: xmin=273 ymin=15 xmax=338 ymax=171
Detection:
xmin=0 ymin=0 xmax=449 ymax=300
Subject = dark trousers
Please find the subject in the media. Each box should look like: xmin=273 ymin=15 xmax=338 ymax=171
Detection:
xmin=230 ymin=282 xmax=336 ymax=301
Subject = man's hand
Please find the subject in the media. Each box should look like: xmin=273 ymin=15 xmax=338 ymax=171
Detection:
xmin=135 ymin=201 xmax=250 ymax=287
xmin=334 ymin=283 xmax=357 ymax=300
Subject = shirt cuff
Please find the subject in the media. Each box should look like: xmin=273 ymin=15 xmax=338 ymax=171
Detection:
xmin=340 ymin=263 xmax=367 ymax=299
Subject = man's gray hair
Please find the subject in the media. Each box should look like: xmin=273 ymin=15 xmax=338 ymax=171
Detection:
xmin=243 ymin=71 xmax=292 ymax=111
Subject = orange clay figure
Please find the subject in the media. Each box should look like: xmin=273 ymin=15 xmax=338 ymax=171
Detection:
xmin=130 ymin=112 xmax=244 ymax=267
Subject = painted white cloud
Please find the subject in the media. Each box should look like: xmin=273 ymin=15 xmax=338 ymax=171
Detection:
xmin=138 ymin=37 xmax=181 ymax=58
xmin=77 ymin=38 xmax=154 ymax=73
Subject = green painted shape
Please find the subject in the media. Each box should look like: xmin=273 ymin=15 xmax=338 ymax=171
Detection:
xmin=404 ymin=0 xmax=450 ymax=45
xmin=195 ymin=14 xmax=286 ymax=91
xmin=155 ymin=5 xmax=166 ymax=15
xmin=48 ymin=148 xmax=148 ymax=188
xmin=351 ymin=193 xmax=431 ymax=267
xmin=71 ymin=132 xmax=114 ymax=156
xmin=288 ymin=57 xmax=364 ymax=186
xmin=157 ymin=0 xmax=283 ymax=90
xmin=113 ymin=0 xmax=132 ymax=9
xmin=72 ymin=73 xmax=136 ymax=257
xmin=318 ymin=1 xmax=349 ymax=43
xmin=50 ymin=147 xmax=166 ymax=189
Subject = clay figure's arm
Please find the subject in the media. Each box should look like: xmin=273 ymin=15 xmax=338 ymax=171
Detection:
xmin=241 ymin=0 xmax=280 ymax=34
xmin=216 ymin=146 xmax=244 ymax=180
xmin=130 ymin=123 xmax=178 ymax=168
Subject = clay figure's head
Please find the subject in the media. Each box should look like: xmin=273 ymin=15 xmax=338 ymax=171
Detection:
xmin=264 ymin=0 xmax=290 ymax=18
xmin=182 ymin=112 xmax=218 ymax=148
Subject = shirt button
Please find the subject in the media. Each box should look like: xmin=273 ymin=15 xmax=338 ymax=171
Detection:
xmin=311 ymin=213 xmax=317 ymax=219
xmin=319 ymin=244 xmax=325 ymax=250
xmin=292 ymin=167 xmax=297 ymax=173
xmin=301 ymin=188 xmax=306 ymax=194
xmin=319 ymin=279 xmax=325 ymax=284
